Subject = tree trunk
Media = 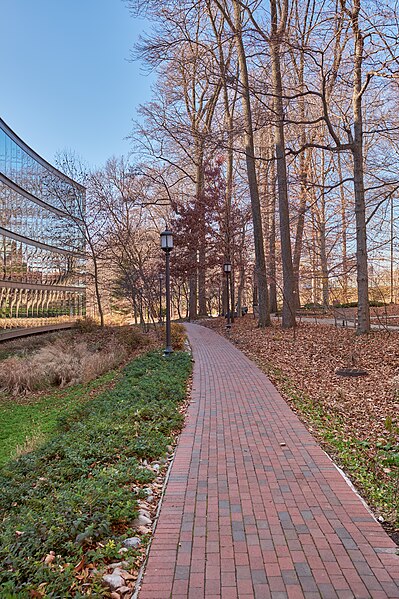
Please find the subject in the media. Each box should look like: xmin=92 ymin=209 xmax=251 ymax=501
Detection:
xmin=311 ymin=210 xmax=318 ymax=303
xmin=189 ymin=272 xmax=197 ymax=320
xmin=319 ymin=209 xmax=329 ymax=307
xmin=196 ymin=144 xmax=208 ymax=317
xmin=318 ymin=150 xmax=329 ymax=307
xmin=292 ymin=39 xmax=309 ymax=310
xmin=337 ymin=153 xmax=348 ymax=302
xmin=267 ymin=140 xmax=278 ymax=313
xmin=92 ymin=251 xmax=104 ymax=327
xmin=293 ymin=147 xmax=308 ymax=309
xmin=269 ymin=0 xmax=296 ymax=328
xmin=232 ymin=0 xmax=270 ymax=327
xmin=351 ymin=0 xmax=370 ymax=334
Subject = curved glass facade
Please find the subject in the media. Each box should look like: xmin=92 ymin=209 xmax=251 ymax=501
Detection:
xmin=0 ymin=119 xmax=86 ymax=327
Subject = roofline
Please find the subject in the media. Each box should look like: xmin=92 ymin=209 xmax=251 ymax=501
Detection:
xmin=0 ymin=118 xmax=86 ymax=192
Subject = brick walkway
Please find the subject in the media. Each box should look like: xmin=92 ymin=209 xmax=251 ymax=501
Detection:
xmin=138 ymin=323 xmax=399 ymax=599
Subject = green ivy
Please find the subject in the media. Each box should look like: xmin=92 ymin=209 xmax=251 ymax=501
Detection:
xmin=0 ymin=350 xmax=191 ymax=597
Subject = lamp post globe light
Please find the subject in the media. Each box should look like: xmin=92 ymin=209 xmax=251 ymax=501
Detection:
xmin=160 ymin=231 xmax=174 ymax=356
xmin=224 ymin=261 xmax=232 ymax=329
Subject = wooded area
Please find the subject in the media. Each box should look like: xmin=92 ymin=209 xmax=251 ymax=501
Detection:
xmin=72 ymin=0 xmax=399 ymax=334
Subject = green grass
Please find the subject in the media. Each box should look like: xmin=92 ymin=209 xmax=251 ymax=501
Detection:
xmin=0 ymin=350 xmax=191 ymax=598
xmin=0 ymin=370 xmax=118 ymax=467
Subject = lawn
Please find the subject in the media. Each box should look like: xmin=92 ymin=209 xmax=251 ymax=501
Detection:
xmin=0 ymin=370 xmax=117 ymax=467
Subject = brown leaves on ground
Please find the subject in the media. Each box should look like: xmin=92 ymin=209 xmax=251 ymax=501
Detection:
xmin=204 ymin=317 xmax=399 ymax=446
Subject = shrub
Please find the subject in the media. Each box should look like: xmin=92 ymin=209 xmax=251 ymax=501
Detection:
xmin=302 ymin=302 xmax=324 ymax=310
xmin=115 ymin=326 xmax=147 ymax=350
xmin=33 ymin=342 xmax=84 ymax=387
xmin=170 ymin=323 xmax=187 ymax=350
xmin=0 ymin=356 xmax=48 ymax=395
xmin=74 ymin=316 xmax=99 ymax=333
xmin=333 ymin=300 xmax=386 ymax=308
xmin=81 ymin=342 xmax=128 ymax=383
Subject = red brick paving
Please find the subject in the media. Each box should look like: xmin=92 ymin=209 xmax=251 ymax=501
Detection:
xmin=138 ymin=324 xmax=399 ymax=599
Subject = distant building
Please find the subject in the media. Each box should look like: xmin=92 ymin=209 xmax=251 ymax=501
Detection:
xmin=0 ymin=119 xmax=86 ymax=327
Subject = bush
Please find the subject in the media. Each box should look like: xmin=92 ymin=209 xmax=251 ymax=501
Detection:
xmin=114 ymin=326 xmax=147 ymax=350
xmin=302 ymin=303 xmax=324 ymax=310
xmin=0 ymin=350 xmax=192 ymax=597
xmin=333 ymin=300 xmax=386 ymax=308
xmin=0 ymin=356 xmax=48 ymax=395
xmin=74 ymin=316 xmax=99 ymax=333
xmin=170 ymin=323 xmax=187 ymax=350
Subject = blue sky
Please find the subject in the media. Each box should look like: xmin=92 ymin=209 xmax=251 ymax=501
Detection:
xmin=1 ymin=0 xmax=154 ymax=168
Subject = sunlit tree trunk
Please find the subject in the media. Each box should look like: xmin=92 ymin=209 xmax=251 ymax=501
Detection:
xmin=351 ymin=0 xmax=369 ymax=333
xmin=337 ymin=153 xmax=348 ymax=302
xmin=270 ymin=0 xmax=296 ymax=328
xmin=231 ymin=0 xmax=270 ymax=327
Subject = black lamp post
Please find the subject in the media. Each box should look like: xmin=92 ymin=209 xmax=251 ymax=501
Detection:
xmin=161 ymin=230 xmax=173 ymax=355
xmin=224 ymin=261 xmax=232 ymax=329
xmin=158 ymin=273 xmax=164 ymax=323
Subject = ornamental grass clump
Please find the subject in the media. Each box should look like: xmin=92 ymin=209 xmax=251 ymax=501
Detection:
xmin=0 ymin=355 xmax=47 ymax=395
xmin=0 ymin=326 xmax=149 ymax=395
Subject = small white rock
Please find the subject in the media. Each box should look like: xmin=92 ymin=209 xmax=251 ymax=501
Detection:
xmin=103 ymin=572 xmax=124 ymax=591
xmin=123 ymin=537 xmax=141 ymax=549
xmin=108 ymin=561 xmax=130 ymax=569
xmin=133 ymin=513 xmax=152 ymax=527
xmin=137 ymin=525 xmax=151 ymax=534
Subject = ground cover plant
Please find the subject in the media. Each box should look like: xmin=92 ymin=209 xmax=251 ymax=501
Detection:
xmin=0 ymin=370 xmax=118 ymax=467
xmin=0 ymin=348 xmax=191 ymax=598
xmin=203 ymin=317 xmax=399 ymax=540
xmin=0 ymin=323 xmax=162 ymax=465
xmin=298 ymin=302 xmax=399 ymax=327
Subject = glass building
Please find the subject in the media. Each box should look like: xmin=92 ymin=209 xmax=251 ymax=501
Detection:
xmin=0 ymin=118 xmax=86 ymax=328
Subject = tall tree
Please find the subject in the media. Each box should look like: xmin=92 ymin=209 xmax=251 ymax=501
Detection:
xmin=213 ymin=0 xmax=271 ymax=326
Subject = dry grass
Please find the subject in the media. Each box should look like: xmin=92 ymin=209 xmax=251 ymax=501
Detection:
xmin=13 ymin=431 xmax=46 ymax=460
xmin=0 ymin=325 xmax=157 ymax=396
xmin=0 ymin=357 xmax=47 ymax=395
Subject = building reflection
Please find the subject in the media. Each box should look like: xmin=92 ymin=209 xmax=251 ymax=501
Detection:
xmin=0 ymin=119 xmax=86 ymax=327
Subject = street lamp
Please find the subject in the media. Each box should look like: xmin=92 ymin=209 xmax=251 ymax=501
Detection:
xmin=160 ymin=230 xmax=174 ymax=356
xmin=224 ymin=261 xmax=232 ymax=329
xmin=158 ymin=273 xmax=164 ymax=323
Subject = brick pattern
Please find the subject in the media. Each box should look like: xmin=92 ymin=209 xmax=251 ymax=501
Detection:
xmin=138 ymin=324 xmax=399 ymax=599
